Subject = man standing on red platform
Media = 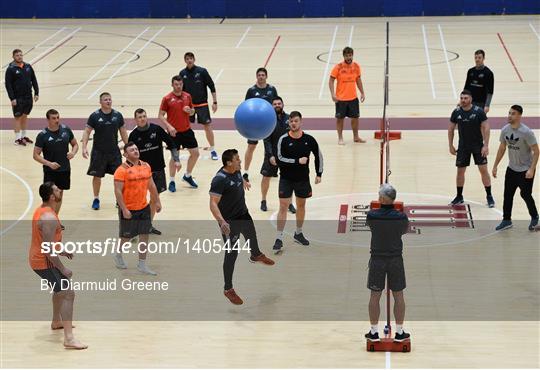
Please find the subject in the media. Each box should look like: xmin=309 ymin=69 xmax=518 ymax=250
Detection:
xmin=159 ymin=75 xmax=199 ymax=191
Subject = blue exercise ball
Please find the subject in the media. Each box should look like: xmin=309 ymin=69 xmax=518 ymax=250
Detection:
xmin=234 ymin=98 xmax=276 ymax=141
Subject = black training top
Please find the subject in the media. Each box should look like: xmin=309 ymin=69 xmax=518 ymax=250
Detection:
xmin=5 ymin=62 xmax=39 ymax=100
xmin=263 ymin=112 xmax=290 ymax=157
xmin=35 ymin=124 xmax=74 ymax=173
xmin=276 ymin=131 xmax=323 ymax=182
xmin=128 ymin=123 xmax=175 ymax=172
xmin=209 ymin=168 xmax=248 ymax=220
xmin=86 ymin=109 xmax=124 ymax=153
xmin=179 ymin=65 xmax=216 ymax=105
xmin=450 ymin=105 xmax=488 ymax=149
xmin=464 ymin=66 xmax=494 ymax=105
xmin=245 ymin=84 xmax=278 ymax=103
xmin=366 ymin=205 xmax=409 ymax=257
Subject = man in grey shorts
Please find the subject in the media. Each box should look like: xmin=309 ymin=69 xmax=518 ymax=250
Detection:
xmin=492 ymin=105 xmax=539 ymax=231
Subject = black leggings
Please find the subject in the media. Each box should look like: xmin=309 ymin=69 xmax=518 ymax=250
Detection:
xmin=222 ymin=212 xmax=262 ymax=290
xmin=503 ymin=167 xmax=538 ymax=220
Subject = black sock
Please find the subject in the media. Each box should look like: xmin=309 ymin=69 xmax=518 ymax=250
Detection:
xmin=457 ymin=186 xmax=463 ymax=197
xmin=485 ymin=186 xmax=492 ymax=196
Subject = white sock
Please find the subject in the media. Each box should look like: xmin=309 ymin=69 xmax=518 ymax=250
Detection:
xmin=169 ymin=177 xmax=175 ymax=183
xmin=396 ymin=325 xmax=403 ymax=335
xmin=296 ymin=227 xmax=302 ymax=234
xmin=94 ymin=196 xmax=99 ymax=200
xmin=276 ymin=231 xmax=283 ymax=240
xmin=15 ymin=132 xmax=22 ymax=140
xmin=371 ymin=325 xmax=378 ymax=334
xmin=21 ymin=130 xmax=26 ymax=137
xmin=184 ymin=172 xmax=191 ymax=178
xmin=138 ymin=259 xmax=146 ymax=268
xmin=209 ymin=146 xmax=214 ymax=151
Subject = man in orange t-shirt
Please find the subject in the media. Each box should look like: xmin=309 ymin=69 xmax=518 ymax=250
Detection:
xmin=30 ymin=181 xmax=87 ymax=350
xmin=329 ymin=47 xmax=366 ymax=145
xmin=159 ymin=75 xmax=199 ymax=191
xmin=113 ymin=142 xmax=161 ymax=275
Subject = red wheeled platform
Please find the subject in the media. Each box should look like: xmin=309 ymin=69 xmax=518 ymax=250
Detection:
xmin=366 ymin=338 xmax=411 ymax=352
xmin=374 ymin=130 xmax=402 ymax=141
xmin=369 ymin=200 xmax=404 ymax=211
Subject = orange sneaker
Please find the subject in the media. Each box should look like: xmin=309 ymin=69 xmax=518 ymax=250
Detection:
xmin=249 ymin=253 xmax=275 ymax=265
xmin=224 ymin=288 xmax=243 ymax=305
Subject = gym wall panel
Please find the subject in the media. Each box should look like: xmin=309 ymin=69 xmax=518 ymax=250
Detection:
xmin=383 ymin=0 xmax=423 ymax=16
xmin=303 ymin=0 xmax=343 ymax=17
xmin=343 ymin=0 xmax=383 ymax=17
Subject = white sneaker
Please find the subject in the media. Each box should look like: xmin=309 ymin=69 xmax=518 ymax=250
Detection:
xmin=114 ymin=254 xmax=127 ymax=269
xmin=137 ymin=264 xmax=157 ymax=276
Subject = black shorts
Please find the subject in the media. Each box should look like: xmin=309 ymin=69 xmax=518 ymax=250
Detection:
xmin=260 ymin=155 xmax=278 ymax=177
xmin=473 ymin=101 xmax=486 ymax=109
xmin=247 ymin=139 xmax=258 ymax=145
xmin=367 ymin=255 xmax=406 ymax=292
xmin=335 ymin=98 xmax=359 ymax=119
xmin=12 ymin=97 xmax=33 ymax=117
xmin=119 ymin=205 xmax=152 ymax=239
xmin=189 ymin=105 xmax=212 ymax=124
xmin=34 ymin=268 xmax=68 ymax=293
xmin=152 ymin=169 xmax=167 ymax=193
xmin=87 ymin=149 xmax=122 ymax=178
xmin=279 ymin=178 xmax=312 ymax=198
xmin=43 ymin=170 xmax=71 ymax=190
xmin=456 ymin=147 xmax=487 ymax=167
xmin=172 ymin=129 xmax=198 ymax=150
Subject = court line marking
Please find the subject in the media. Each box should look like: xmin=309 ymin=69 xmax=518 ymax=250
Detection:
xmin=348 ymin=25 xmax=354 ymax=46
xmin=385 ymin=351 xmax=391 ymax=369
xmin=87 ymin=27 xmax=165 ymax=99
xmin=529 ymin=22 xmax=540 ymax=41
xmin=421 ymin=24 xmax=436 ymax=99
xmin=437 ymin=24 xmax=457 ymax=100
xmin=235 ymin=26 xmax=251 ymax=48
xmin=497 ymin=32 xmax=524 ymax=82
xmin=0 ymin=166 xmax=33 ymax=237
xmin=319 ymin=25 xmax=338 ymax=100
xmin=67 ymin=27 xmax=150 ymax=100
xmin=52 ymin=45 xmax=87 ymax=72
xmin=30 ymin=27 xmax=81 ymax=66
xmin=263 ymin=35 xmax=281 ymax=68
xmin=214 ymin=68 xmax=224 ymax=83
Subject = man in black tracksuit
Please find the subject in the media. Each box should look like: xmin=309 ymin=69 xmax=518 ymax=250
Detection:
xmin=365 ymin=184 xmax=410 ymax=343
xmin=464 ymin=49 xmax=494 ymax=113
xmin=5 ymin=49 xmax=39 ymax=146
xmin=273 ymin=111 xmax=323 ymax=254
xmin=179 ymin=52 xmax=219 ymax=160
xmin=259 ymin=96 xmax=295 ymax=214
xmin=128 ymin=108 xmax=181 ymax=235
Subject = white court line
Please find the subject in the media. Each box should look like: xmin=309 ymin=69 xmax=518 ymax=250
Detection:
xmin=87 ymin=27 xmax=164 ymax=99
xmin=235 ymin=26 xmax=251 ymax=48
xmin=28 ymin=27 xmax=81 ymax=65
xmin=319 ymin=25 xmax=338 ymax=100
xmin=34 ymin=27 xmax=67 ymax=49
xmin=385 ymin=352 xmax=391 ymax=369
xmin=214 ymin=68 xmax=224 ymax=83
xmin=0 ymin=166 xmax=34 ymax=237
xmin=421 ymin=24 xmax=436 ymax=99
xmin=67 ymin=27 xmax=150 ymax=100
xmin=437 ymin=24 xmax=457 ymax=100
xmin=529 ymin=22 xmax=540 ymax=41
xmin=348 ymin=25 xmax=354 ymax=46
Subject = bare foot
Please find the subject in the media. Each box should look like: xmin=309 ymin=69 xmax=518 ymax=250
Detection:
xmin=64 ymin=338 xmax=88 ymax=350
xmin=354 ymin=137 xmax=366 ymax=143
xmin=338 ymin=139 xmax=345 ymax=145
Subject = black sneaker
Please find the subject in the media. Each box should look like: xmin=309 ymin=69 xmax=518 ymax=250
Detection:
xmin=487 ymin=195 xmax=495 ymax=208
xmin=260 ymin=200 xmax=268 ymax=212
xmin=150 ymin=227 xmax=162 ymax=235
xmin=242 ymin=173 xmax=249 ymax=182
xmin=365 ymin=331 xmax=380 ymax=342
xmin=450 ymin=195 xmax=464 ymax=206
xmin=272 ymin=239 xmax=283 ymax=254
xmin=293 ymin=232 xmax=309 ymax=246
xmin=394 ymin=331 xmax=410 ymax=342
xmin=60 ymin=224 xmax=65 ymax=231
xmin=529 ymin=216 xmax=539 ymax=231
xmin=288 ymin=203 xmax=296 ymax=214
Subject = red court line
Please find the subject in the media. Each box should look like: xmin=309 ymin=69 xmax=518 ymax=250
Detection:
xmin=337 ymin=204 xmax=349 ymax=234
xmin=497 ymin=32 xmax=524 ymax=82
xmin=263 ymin=35 xmax=281 ymax=68
xmin=32 ymin=36 xmax=73 ymax=66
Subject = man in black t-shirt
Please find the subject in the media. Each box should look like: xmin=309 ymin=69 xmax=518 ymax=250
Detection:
xmin=242 ymin=67 xmax=279 ymax=182
xmin=129 ymin=108 xmax=181 ymax=235
xmin=464 ymin=49 xmax=494 ymax=113
xmin=273 ymin=111 xmax=323 ymax=254
xmin=179 ymin=52 xmax=219 ymax=160
xmin=209 ymin=149 xmax=274 ymax=305
xmin=81 ymin=92 xmax=128 ymax=210
xmin=33 ymin=109 xmax=78 ymax=215
xmin=448 ymin=90 xmax=494 ymax=207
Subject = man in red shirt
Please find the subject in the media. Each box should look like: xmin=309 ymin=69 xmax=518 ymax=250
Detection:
xmin=159 ymin=75 xmax=199 ymax=190
xmin=328 ymin=47 xmax=366 ymax=145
